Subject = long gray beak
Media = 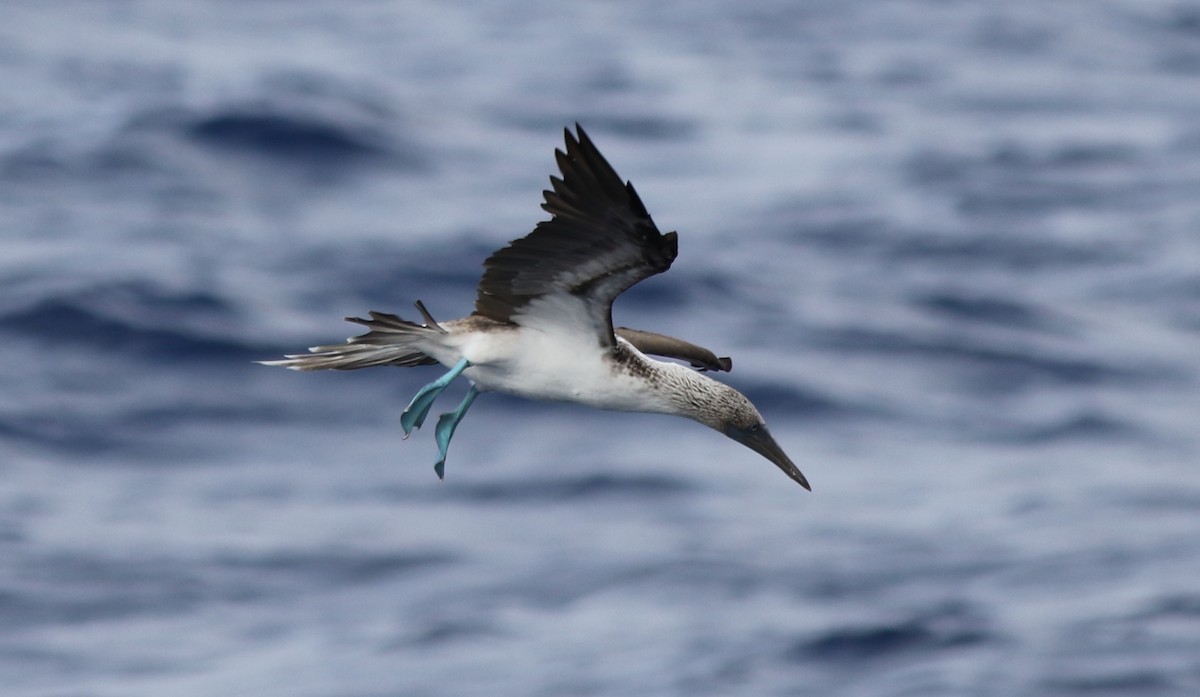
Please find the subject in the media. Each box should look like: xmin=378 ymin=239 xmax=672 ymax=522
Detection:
xmin=729 ymin=426 xmax=811 ymax=490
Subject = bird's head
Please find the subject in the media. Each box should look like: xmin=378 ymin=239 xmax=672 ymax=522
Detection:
xmin=687 ymin=381 xmax=811 ymax=490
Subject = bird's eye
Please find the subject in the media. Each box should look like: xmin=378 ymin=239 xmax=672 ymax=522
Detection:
xmin=748 ymin=423 xmax=762 ymax=433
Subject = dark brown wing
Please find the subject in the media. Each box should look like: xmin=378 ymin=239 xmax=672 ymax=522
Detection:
xmin=473 ymin=124 xmax=678 ymax=346
xmin=615 ymin=327 xmax=732 ymax=372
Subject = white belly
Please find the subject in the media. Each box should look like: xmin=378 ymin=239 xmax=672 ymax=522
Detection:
xmin=452 ymin=328 xmax=663 ymax=413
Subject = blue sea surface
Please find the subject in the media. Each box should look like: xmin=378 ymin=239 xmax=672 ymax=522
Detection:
xmin=3 ymin=1 xmax=1200 ymax=695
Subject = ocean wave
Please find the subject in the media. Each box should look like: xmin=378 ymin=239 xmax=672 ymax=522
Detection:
xmin=434 ymin=472 xmax=695 ymax=504
xmin=179 ymin=106 xmax=403 ymax=168
xmin=1002 ymin=411 xmax=1144 ymax=444
xmin=1 ymin=548 xmax=452 ymax=629
xmin=814 ymin=325 xmax=1157 ymax=390
xmin=914 ymin=290 xmax=1064 ymax=332
xmin=1 ymin=73 xmax=427 ymax=190
xmin=0 ymin=282 xmax=274 ymax=363
xmin=788 ymin=601 xmax=995 ymax=662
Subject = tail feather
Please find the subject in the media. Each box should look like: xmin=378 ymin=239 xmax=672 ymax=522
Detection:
xmin=259 ymin=310 xmax=440 ymax=371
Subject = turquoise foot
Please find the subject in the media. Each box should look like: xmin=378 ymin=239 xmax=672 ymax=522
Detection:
xmin=400 ymin=357 xmax=470 ymax=436
xmin=433 ymin=386 xmax=479 ymax=480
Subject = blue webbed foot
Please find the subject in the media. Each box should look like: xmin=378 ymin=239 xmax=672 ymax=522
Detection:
xmin=433 ymin=386 xmax=479 ymax=480
xmin=400 ymin=357 xmax=470 ymax=437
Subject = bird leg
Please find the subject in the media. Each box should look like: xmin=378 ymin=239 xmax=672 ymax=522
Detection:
xmin=432 ymin=385 xmax=479 ymax=479
xmin=400 ymin=357 xmax=470 ymax=436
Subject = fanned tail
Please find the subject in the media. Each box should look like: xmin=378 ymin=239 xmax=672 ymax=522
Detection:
xmin=259 ymin=310 xmax=441 ymax=371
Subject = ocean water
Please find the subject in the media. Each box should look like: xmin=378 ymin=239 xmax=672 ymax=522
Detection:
xmin=3 ymin=1 xmax=1200 ymax=695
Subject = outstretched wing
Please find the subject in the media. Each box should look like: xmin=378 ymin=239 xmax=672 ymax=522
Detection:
xmin=615 ymin=327 xmax=732 ymax=372
xmin=473 ymin=124 xmax=678 ymax=346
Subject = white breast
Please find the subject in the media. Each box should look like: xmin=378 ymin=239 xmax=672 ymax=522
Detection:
xmin=457 ymin=327 xmax=666 ymax=413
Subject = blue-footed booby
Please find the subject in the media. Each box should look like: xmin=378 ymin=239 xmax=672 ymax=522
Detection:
xmin=261 ymin=125 xmax=810 ymax=490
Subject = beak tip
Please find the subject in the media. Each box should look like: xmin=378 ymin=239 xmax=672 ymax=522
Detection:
xmin=732 ymin=427 xmax=812 ymax=492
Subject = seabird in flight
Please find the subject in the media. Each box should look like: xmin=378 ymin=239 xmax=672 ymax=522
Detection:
xmin=261 ymin=125 xmax=810 ymax=490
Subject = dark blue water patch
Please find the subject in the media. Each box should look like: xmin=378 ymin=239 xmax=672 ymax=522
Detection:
xmin=186 ymin=110 xmax=386 ymax=163
xmin=765 ymin=196 xmax=885 ymax=253
xmin=909 ymin=143 xmax=1142 ymax=188
xmin=0 ymin=412 xmax=127 ymax=454
xmin=886 ymin=227 xmax=1134 ymax=270
xmin=954 ymin=182 xmax=1130 ymax=219
xmin=211 ymin=549 xmax=453 ymax=599
xmin=971 ymin=12 xmax=1057 ymax=53
xmin=276 ymin=238 xmax=492 ymax=312
xmin=627 ymin=556 xmax=772 ymax=598
xmin=341 ymin=262 xmax=483 ymax=313
xmin=1000 ymin=411 xmax=1145 ymax=445
xmin=1112 ymin=488 xmax=1200 ymax=514
xmin=1144 ymin=4 xmax=1200 ymax=74
xmin=912 ymin=139 xmax=1141 ymax=176
xmin=1 ymin=406 xmax=264 ymax=458
xmin=914 ymin=290 xmax=1066 ymax=333
xmin=1041 ymin=671 xmax=1177 ymax=695
xmin=120 ymin=101 xmax=426 ymax=180
xmin=85 ymin=135 xmax=191 ymax=181
xmin=491 ymin=555 xmax=783 ymax=614
xmin=906 ymin=142 xmax=1151 ymax=220
xmin=0 ymin=515 xmax=22 ymax=545
xmin=121 ymin=400 xmax=309 ymax=430
xmin=2 ymin=549 xmax=452 ymax=630
xmin=1 ymin=554 xmax=207 ymax=629
xmin=800 ymin=537 xmax=1010 ymax=603
xmin=1141 ymin=593 xmax=1200 ymax=619
xmin=94 ymin=279 xmax=231 ymax=318
xmin=0 ymin=283 xmax=275 ymax=363
xmin=787 ymin=601 xmax=995 ymax=663
xmin=1089 ymin=590 xmax=1200 ymax=637
xmin=1087 ymin=272 xmax=1200 ymax=334
xmin=726 ymin=2 xmax=863 ymax=79
xmin=773 ymin=200 xmax=1129 ymax=270
xmin=0 ymin=645 xmax=87 ymax=681
xmin=1166 ymin=5 xmax=1200 ymax=35
xmin=404 ymin=618 xmax=502 ymax=648
xmin=0 ymin=298 xmax=262 ymax=361
xmin=1038 ymin=594 xmax=1200 ymax=695
xmin=814 ymin=326 xmax=1155 ymax=391
xmin=0 ymin=371 xmax=390 ymax=457
xmin=440 ymin=472 xmax=696 ymax=504
xmin=0 ymin=129 xmax=168 ymax=187
xmin=0 ymin=142 xmax=70 ymax=183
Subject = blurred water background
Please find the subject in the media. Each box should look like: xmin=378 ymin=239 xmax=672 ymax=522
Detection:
xmin=3 ymin=1 xmax=1200 ymax=695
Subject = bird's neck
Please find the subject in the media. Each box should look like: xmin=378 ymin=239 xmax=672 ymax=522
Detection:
xmin=613 ymin=344 xmax=729 ymax=429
